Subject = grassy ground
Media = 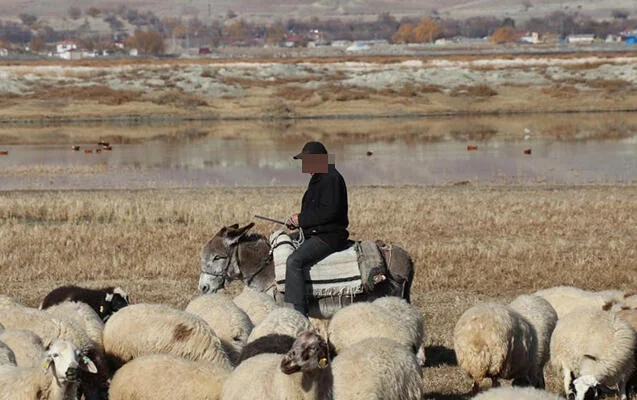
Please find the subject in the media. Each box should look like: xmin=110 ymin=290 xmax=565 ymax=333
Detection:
xmin=1 ymin=185 xmax=635 ymax=398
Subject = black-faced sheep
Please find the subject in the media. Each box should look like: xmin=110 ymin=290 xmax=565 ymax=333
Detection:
xmin=550 ymin=307 xmax=636 ymax=400
xmin=0 ymin=339 xmax=97 ymax=400
xmin=453 ymin=302 xmax=541 ymax=393
xmin=103 ymin=303 xmax=231 ymax=371
xmin=221 ymin=330 xmax=332 ymax=400
xmin=331 ymin=337 xmax=424 ymax=400
xmin=108 ymin=354 xmax=231 ymax=400
xmin=237 ymin=334 xmax=296 ymax=364
xmin=40 ymin=285 xmax=129 ymax=322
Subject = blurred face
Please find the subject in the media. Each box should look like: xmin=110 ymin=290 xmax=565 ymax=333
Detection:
xmin=302 ymin=154 xmax=328 ymax=175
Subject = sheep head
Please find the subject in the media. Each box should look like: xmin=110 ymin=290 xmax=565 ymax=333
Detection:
xmin=42 ymin=339 xmax=97 ymax=384
xmin=280 ymin=331 xmax=329 ymax=374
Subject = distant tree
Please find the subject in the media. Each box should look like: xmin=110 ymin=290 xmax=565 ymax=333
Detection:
xmin=265 ymin=25 xmax=286 ymax=44
xmin=413 ymin=17 xmax=442 ymax=43
xmin=611 ymin=9 xmax=629 ymax=20
xmin=461 ymin=16 xmax=501 ymax=37
xmin=29 ymin=36 xmax=45 ymax=52
xmin=501 ymin=17 xmax=516 ymax=28
xmin=224 ymin=20 xmax=248 ymax=43
xmin=68 ymin=7 xmax=82 ymax=20
xmin=490 ymin=26 xmax=517 ymax=43
xmin=173 ymin=24 xmax=187 ymax=38
xmin=86 ymin=7 xmax=102 ymax=18
xmin=226 ymin=9 xmax=237 ymax=19
xmin=392 ymin=23 xmax=416 ymax=43
xmin=19 ymin=13 xmax=37 ymax=26
xmin=127 ymin=29 xmax=164 ymax=55
xmin=440 ymin=18 xmax=461 ymax=38
xmin=0 ymin=39 xmax=10 ymax=49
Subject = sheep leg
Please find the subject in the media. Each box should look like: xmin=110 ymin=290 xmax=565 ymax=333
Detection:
xmin=471 ymin=381 xmax=480 ymax=395
xmin=562 ymin=365 xmax=573 ymax=397
xmin=617 ymin=378 xmax=627 ymax=400
xmin=491 ymin=377 xmax=500 ymax=387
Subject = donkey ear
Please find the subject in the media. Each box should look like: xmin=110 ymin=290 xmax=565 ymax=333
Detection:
xmin=223 ymin=222 xmax=255 ymax=246
xmin=228 ymin=224 xmax=239 ymax=230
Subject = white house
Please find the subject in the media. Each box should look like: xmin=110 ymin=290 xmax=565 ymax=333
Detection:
xmin=0 ymin=48 xmax=8 ymax=57
xmin=59 ymin=49 xmax=82 ymax=60
xmin=56 ymin=40 xmax=78 ymax=54
xmin=519 ymin=32 xmax=540 ymax=44
xmin=331 ymin=40 xmax=351 ymax=47
xmin=566 ymin=34 xmax=595 ymax=44
xmin=129 ymin=48 xmax=138 ymax=56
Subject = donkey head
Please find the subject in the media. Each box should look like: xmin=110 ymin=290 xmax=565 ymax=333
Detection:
xmin=199 ymin=223 xmax=255 ymax=294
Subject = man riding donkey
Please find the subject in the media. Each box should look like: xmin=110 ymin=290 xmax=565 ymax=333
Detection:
xmin=284 ymin=141 xmax=349 ymax=317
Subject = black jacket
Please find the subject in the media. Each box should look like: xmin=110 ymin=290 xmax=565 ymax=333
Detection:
xmin=298 ymin=164 xmax=349 ymax=251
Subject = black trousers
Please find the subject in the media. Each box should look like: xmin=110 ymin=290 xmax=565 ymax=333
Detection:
xmin=284 ymin=233 xmax=333 ymax=315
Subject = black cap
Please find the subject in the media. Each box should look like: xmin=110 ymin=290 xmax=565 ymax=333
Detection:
xmin=293 ymin=141 xmax=328 ymax=160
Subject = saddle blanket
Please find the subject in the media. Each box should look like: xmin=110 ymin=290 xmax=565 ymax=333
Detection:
xmin=270 ymin=230 xmax=384 ymax=298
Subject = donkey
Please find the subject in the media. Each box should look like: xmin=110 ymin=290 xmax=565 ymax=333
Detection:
xmin=199 ymin=222 xmax=414 ymax=318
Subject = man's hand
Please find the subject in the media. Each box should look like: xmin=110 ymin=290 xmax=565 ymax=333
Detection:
xmin=285 ymin=214 xmax=299 ymax=230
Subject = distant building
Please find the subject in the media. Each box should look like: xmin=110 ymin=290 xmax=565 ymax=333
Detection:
xmin=605 ymin=35 xmax=622 ymax=43
xmin=566 ymin=34 xmax=595 ymax=44
xmin=59 ymin=48 xmax=82 ymax=60
xmin=620 ymin=29 xmax=637 ymax=39
xmin=129 ymin=48 xmax=139 ymax=56
xmin=331 ymin=40 xmax=352 ymax=47
xmin=519 ymin=32 xmax=540 ymax=44
xmin=56 ymin=39 xmax=78 ymax=54
xmin=0 ymin=48 xmax=8 ymax=57
xmin=346 ymin=42 xmax=370 ymax=52
xmin=283 ymin=34 xmax=304 ymax=48
xmin=199 ymin=46 xmax=211 ymax=55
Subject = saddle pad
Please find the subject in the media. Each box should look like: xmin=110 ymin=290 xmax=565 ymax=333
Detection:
xmin=270 ymin=230 xmax=364 ymax=298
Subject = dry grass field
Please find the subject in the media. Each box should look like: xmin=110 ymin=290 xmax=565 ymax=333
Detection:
xmin=1 ymin=185 xmax=636 ymax=398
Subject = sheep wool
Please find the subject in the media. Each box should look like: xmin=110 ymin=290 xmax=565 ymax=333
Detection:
xmin=45 ymin=301 xmax=105 ymax=350
xmin=453 ymin=302 xmax=541 ymax=390
xmin=473 ymin=386 xmax=565 ymax=400
xmin=185 ymin=294 xmax=253 ymax=364
xmin=372 ymin=296 xmax=426 ymax=365
xmin=233 ymin=287 xmax=278 ymax=326
xmin=332 ymin=337 xmax=423 ymax=400
xmin=247 ymin=308 xmax=312 ymax=343
xmin=103 ymin=303 xmax=231 ymax=370
xmin=508 ymin=294 xmax=558 ymax=376
xmin=0 ymin=330 xmax=44 ymax=367
xmin=534 ymin=286 xmax=622 ymax=318
xmin=327 ymin=302 xmax=416 ymax=355
xmin=109 ymin=354 xmax=231 ymax=400
xmin=550 ymin=307 xmax=636 ymax=399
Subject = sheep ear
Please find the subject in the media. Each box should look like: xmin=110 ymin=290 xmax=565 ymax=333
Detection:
xmin=81 ymin=356 xmax=98 ymax=374
xmin=602 ymin=301 xmax=613 ymax=311
xmin=105 ymin=293 xmax=114 ymax=302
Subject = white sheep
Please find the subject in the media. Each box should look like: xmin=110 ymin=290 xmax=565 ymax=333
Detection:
xmin=332 ymin=337 xmax=423 ymax=400
xmin=624 ymin=294 xmax=637 ymax=309
xmin=453 ymin=302 xmax=541 ymax=393
xmin=327 ymin=302 xmax=420 ymax=359
xmin=185 ymin=294 xmax=253 ymax=364
xmin=508 ymin=294 xmax=558 ymax=386
xmin=534 ymin=286 xmax=623 ymax=318
xmin=103 ymin=303 xmax=231 ymax=370
xmin=0 ymin=339 xmax=97 ymax=400
xmin=550 ymin=307 xmax=636 ymax=400
xmin=0 ymin=329 xmax=44 ymax=367
xmin=247 ymin=308 xmax=312 ymax=343
xmin=372 ymin=296 xmax=426 ymax=366
xmin=222 ymin=330 xmax=332 ymax=400
xmin=109 ymin=353 xmax=231 ymax=400
xmin=232 ymin=287 xmax=278 ymax=326
xmin=44 ymin=301 xmax=105 ymax=351
xmin=0 ymin=341 xmax=16 ymax=367
xmin=473 ymin=386 xmax=565 ymax=400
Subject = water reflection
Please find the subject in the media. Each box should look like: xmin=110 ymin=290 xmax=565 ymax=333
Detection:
xmin=0 ymin=118 xmax=636 ymax=190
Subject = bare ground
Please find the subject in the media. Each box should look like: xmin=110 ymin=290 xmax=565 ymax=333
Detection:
xmin=1 ymin=185 xmax=635 ymax=398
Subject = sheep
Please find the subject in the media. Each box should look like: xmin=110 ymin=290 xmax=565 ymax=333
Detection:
xmin=0 ymin=341 xmax=16 ymax=367
xmin=472 ymin=386 xmax=565 ymax=400
xmin=221 ymin=330 xmax=332 ymax=400
xmin=453 ymin=302 xmax=541 ymax=393
xmin=232 ymin=286 xmax=278 ymax=326
xmin=0 ymin=295 xmax=22 ymax=308
xmin=0 ymin=304 xmax=108 ymax=400
xmin=185 ymin=294 xmax=254 ymax=364
xmin=534 ymin=286 xmax=623 ymax=318
xmin=508 ymin=294 xmax=558 ymax=386
xmin=0 ymin=321 xmax=4 ymax=332
xmin=44 ymin=301 xmax=105 ymax=350
xmin=238 ymin=334 xmax=296 ymax=364
xmin=247 ymin=308 xmax=312 ymax=343
xmin=0 ymin=339 xmax=97 ymax=400
xmin=549 ymin=307 xmax=636 ymax=400
xmin=103 ymin=303 xmax=231 ymax=370
xmin=372 ymin=296 xmax=426 ymax=366
xmin=327 ymin=302 xmax=419 ymax=359
xmin=331 ymin=337 xmax=423 ymax=400
xmin=40 ymin=285 xmax=129 ymax=322
xmin=108 ymin=354 xmax=231 ymax=400
xmin=624 ymin=294 xmax=637 ymax=309
xmin=0 ymin=329 xmax=44 ymax=367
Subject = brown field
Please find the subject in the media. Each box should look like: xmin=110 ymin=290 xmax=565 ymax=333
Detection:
xmin=1 ymin=185 xmax=636 ymax=398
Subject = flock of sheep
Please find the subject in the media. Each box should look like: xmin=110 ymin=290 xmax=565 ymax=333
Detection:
xmin=0 ymin=284 xmax=636 ymax=400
